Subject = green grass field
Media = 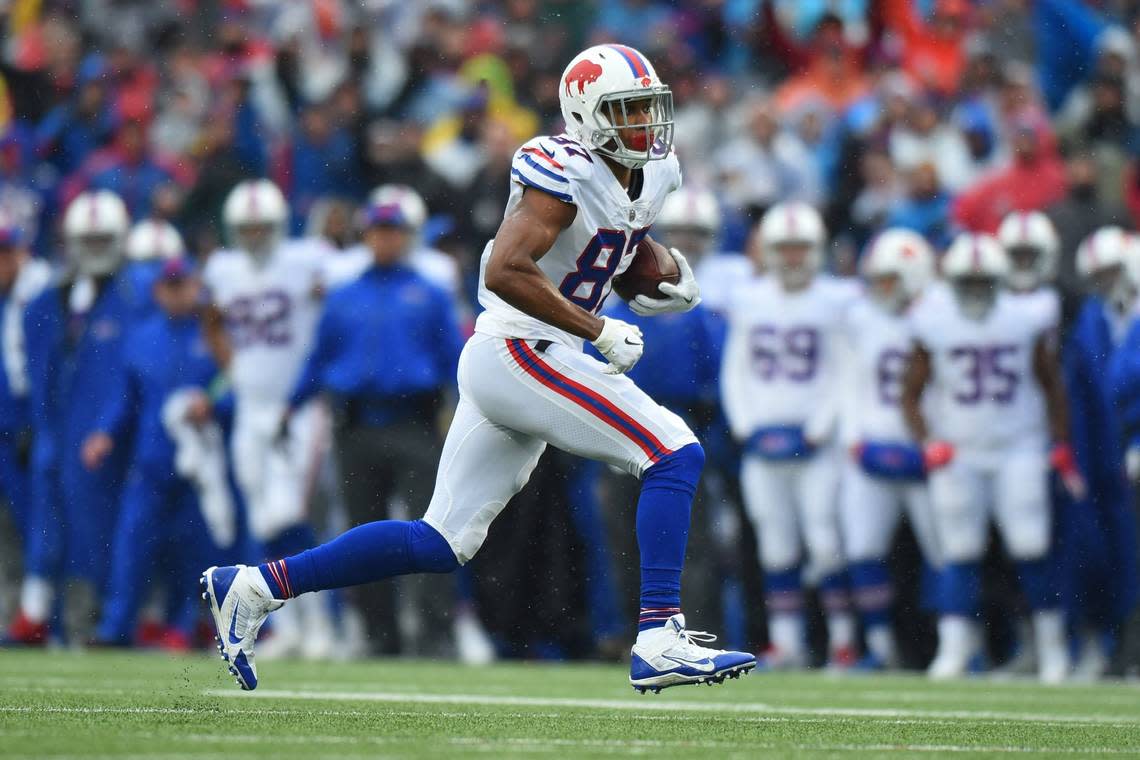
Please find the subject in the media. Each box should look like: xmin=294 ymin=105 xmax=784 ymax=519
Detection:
xmin=1 ymin=651 xmax=1139 ymax=759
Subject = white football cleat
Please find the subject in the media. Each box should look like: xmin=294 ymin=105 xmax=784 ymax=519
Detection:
xmin=200 ymin=565 xmax=282 ymax=690
xmin=454 ymin=608 xmax=496 ymax=666
xmin=927 ymin=616 xmax=978 ymax=681
xmin=629 ymin=614 xmax=755 ymax=693
xmin=1035 ymin=610 xmax=1071 ymax=685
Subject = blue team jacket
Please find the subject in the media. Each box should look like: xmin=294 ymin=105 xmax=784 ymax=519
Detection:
xmin=289 ymin=263 xmax=463 ymax=413
xmin=23 ymin=275 xmax=140 ymax=473
xmin=0 ymin=290 xmax=28 ymax=435
xmin=600 ymin=299 xmax=723 ymax=411
xmin=1064 ymin=297 xmax=1127 ymax=506
xmin=94 ymin=313 xmax=218 ymax=475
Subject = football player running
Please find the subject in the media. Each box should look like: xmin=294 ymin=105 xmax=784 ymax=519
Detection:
xmin=721 ymin=202 xmax=857 ymax=669
xmin=201 ymin=179 xmax=336 ymax=660
xmin=201 ymin=45 xmax=754 ymax=692
xmin=903 ymin=233 xmax=1080 ymax=683
xmin=838 ymin=229 xmax=940 ymax=670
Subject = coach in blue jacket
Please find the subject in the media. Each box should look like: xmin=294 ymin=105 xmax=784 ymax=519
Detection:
xmin=286 ymin=200 xmax=463 ymax=653
xmin=11 ymin=191 xmax=139 ymax=646
xmin=83 ymin=258 xmax=223 ymax=647
xmin=1064 ymin=292 xmax=1139 ymax=662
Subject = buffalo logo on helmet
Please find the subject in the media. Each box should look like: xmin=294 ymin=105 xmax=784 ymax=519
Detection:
xmin=564 ymin=59 xmax=604 ymax=96
xmin=640 ymin=76 xmax=651 ymax=87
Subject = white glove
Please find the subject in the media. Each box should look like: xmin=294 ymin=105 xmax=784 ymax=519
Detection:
xmin=630 ymin=247 xmax=701 ymax=316
xmin=591 ymin=316 xmax=644 ymax=375
xmin=1127 ymin=444 xmax=1140 ymax=483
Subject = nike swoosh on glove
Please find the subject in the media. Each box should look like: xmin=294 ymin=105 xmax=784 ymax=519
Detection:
xmin=630 ymin=247 xmax=701 ymax=316
xmin=592 ymin=315 xmax=644 ymax=374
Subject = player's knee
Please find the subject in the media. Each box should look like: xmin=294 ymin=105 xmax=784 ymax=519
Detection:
xmin=408 ymin=519 xmax=460 ymax=574
xmin=644 ymin=442 xmax=705 ymax=490
xmin=1006 ymin=527 xmax=1050 ymax=561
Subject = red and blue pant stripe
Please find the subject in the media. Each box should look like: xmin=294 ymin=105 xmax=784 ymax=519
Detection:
xmin=505 ymin=339 xmax=673 ymax=464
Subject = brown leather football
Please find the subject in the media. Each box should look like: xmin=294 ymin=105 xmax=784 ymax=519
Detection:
xmin=611 ymin=237 xmax=680 ymax=301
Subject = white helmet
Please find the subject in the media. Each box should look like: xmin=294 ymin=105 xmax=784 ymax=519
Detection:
xmin=367 ymin=184 xmax=427 ymax=231
xmin=125 ymin=219 xmax=185 ymax=262
xmin=861 ymin=228 xmax=935 ymax=312
xmin=223 ymin=179 xmax=288 ymax=259
xmin=558 ymin=44 xmax=674 ymax=169
xmin=657 ymin=187 xmax=721 ymax=233
xmin=1077 ymin=226 xmax=1135 ymax=312
xmin=63 ymin=190 xmax=129 ymax=277
xmin=758 ymin=201 xmax=825 ymax=289
xmin=996 ymin=211 xmax=1059 ymax=292
xmin=942 ymin=232 xmax=1009 ymax=320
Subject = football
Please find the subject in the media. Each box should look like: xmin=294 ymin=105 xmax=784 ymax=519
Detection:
xmin=611 ymin=237 xmax=680 ymax=301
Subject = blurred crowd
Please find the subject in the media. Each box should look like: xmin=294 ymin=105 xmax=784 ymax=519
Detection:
xmin=1 ymin=0 xmax=1140 ymax=678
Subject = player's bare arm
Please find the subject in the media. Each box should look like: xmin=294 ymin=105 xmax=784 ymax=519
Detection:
xmin=1033 ymin=333 xmax=1085 ymax=497
xmin=484 ymin=188 xmax=602 ymax=340
xmin=1032 ymin=334 xmax=1069 ymax=443
xmin=202 ymin=303 xmax=233 ymax=370
xmin=900 ymin=342 xmax=931 ymax=443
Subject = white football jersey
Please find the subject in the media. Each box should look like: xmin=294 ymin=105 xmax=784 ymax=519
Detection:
xmin=842 ymin=296 xmax=918 ymax=444
xmin=910 ymin=289 xmax=1053 ymax=450
xmin=721 ymin=275 xmax=854 ymax=441
xmin=203 ymin=239 xmax=326 ymax=404
xmin=694 ymin=252 xmax=753 ymax=315
xmin=1009 ymin=286 xmax=1060 ymax=332
xmin=474 ymin=134 xmax=682 ymax=348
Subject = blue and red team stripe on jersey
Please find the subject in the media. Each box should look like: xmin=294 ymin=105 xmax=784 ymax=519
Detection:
xmin=608 ymin=44 xmax=650 ymax=78
xmin=506 ymin=339 xmax=673 ymax=464
xmin=512 ymin=144 xmax=572 ymax=203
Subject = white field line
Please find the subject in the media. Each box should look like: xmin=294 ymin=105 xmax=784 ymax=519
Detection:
xmin=0 ymin=706 xmax=998 ymax=729
xmin=1 ymin=729 xmax=1136 ymax=757
xmin=206 ymin=688 xmax=1140 ymax=727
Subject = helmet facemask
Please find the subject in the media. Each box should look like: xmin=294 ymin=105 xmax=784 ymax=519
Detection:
xmin=768 ymin=241 xmax=818 ymax=291
xmin=590 ymin=88 xmax=674 ymax=169
xmin=660 ymin=225 xmax=714 ymax=262
xmin=1006 ymin=245 xmax=1043 ymax=292
xmin=231 ymin=221 xmax=282 ymax=262
xmin=69 ymin=232 xmax=123 ymax=278
xmin=1089 ymin=263 xmax=1138 ymax=314
xmin=952 ymin=275 xmax=1000 ymax=321
xmin=868 ymin=272 xmax=907 ymax=314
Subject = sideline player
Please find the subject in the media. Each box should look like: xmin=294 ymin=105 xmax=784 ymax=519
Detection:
xmin=902 ymin=233 xmax=1080 ymax=683
xmin=838 ymin=229 xmax=940 ymax=670
xmin=721 ymin=202 xmax=856 ymax=669
xmin=1069 ymin=227 xmax=1140 ymax=678
xmin=201 ymin=45 xmax=754 ymax=691
xmin=201 ymin=179 xmax=335 ymax=659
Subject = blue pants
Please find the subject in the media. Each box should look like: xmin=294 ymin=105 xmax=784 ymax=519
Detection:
xmin=0 ymin=432 xmax=29 ymax=539
xmin=97 ymin=468 xmax=219 ymax=642
xmin=60 ymin=452 xmax=126 ymax=587
xmin=22 ymin=460 xmax=62 ymax=581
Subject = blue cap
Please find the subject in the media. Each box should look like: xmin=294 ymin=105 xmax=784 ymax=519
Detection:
xmin=160 ymin=257 xmax=195 ymax=281
xmin=362 ymin=203 xmax=410 ymax=229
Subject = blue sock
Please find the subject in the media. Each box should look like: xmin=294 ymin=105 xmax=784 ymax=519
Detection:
xmin=258 ymin=519 xmax=457 ymax=599
xmin=637 ymin=443 xmax=703 ymax=631
xmin=849 ymin=559 xmax=893 ymax=628
xmin=940 ymin=562 xmax=982 ymax=617
xmin=818 ymin=569 xmax=851 ymax=616
xmin=765 ymin=566 xmax=804 ymax=614
xmin=1017 ymin=558 xmax=1059 ymax=611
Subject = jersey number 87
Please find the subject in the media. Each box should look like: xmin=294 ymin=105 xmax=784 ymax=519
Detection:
xmin=560 ymin=227 xmax=650 ymax=312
